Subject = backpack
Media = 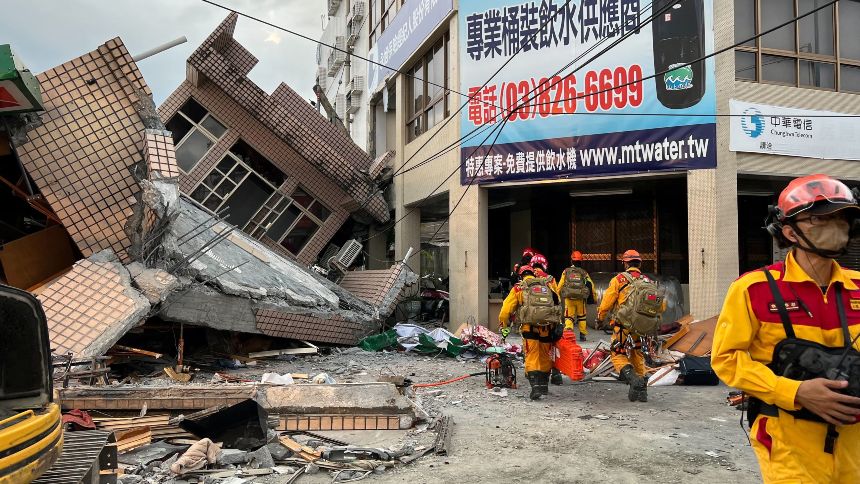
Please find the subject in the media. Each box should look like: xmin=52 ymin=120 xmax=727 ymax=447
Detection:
xmin=516 ymin=277 xmax=561 ymax=327
xmin=559 ymin=266 xmax=590 ymax=300
xmin=614 ymin=272 xmax=664 ymax=335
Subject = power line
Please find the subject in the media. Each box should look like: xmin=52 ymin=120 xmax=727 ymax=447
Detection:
xmin=202 ymin=0 xmax=498 ymax=111
xmin=536 ymin=0 xmax=839 ymax=107
xmin=398 ymin=0 xmax=841 ymax=249
xmin=394 ymin=0 xmax=670 ymax=178
xmin=359 ymin=0 xmax=649 ymax=244
xmin=401 ymin=1 xmax=682 ymax=251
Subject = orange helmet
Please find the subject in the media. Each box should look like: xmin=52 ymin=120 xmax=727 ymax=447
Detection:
xmin=571 ymin=250 xmax=583 ymax=262
xmin=776 ymin=174 xmax=859 ymax=220
xmin=530 ymin=254 xmax=548 ymax=271
xmin=621 ymin=249 xmax=641 ymax=262
xmin=518 ymin=264 xmax=535 ymax=275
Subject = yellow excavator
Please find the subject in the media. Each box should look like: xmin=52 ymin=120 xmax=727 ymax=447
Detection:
xmin=0 ymin=284 xmax=63 ymax=483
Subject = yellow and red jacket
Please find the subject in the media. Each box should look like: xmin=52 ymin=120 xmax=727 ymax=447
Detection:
xmin=499 ymin=274 xmax=560 ymax=328
xmin=557 ymin=266 xmax=596 ymax=304
xmin=711 ymin=250 xmax=860 ymax=411
xmin=596 ymin=267 xmax=642 ymax=321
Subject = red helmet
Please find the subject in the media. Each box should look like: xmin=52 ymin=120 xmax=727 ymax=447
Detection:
xmin=522 ymin=247 xmax=537 ymax=258
xmin=530 ymin=254 xmax=548 ymax=270
xmin=518 ymin=264 xmax=535 ymax=275
xmin=571 ymin=250 xmax=583 ymax=262
xmin=776 ymin=174 xmax=859 ymax=220
xmin=621 ymin=249 xmax=641 ymax=262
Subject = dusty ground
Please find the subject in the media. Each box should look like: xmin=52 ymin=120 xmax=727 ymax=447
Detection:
xmin=217 ymin=333 xmax=762 ymax=484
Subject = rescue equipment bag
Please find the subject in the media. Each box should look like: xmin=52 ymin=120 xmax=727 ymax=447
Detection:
xmin=516 ymin=277 xmax=561 ymax=327
xmin=746 ymin=267 xmax=860 ymax=454
xmin=614 ymin=272 xmax=665 ymax=335
xmin=559 ymin=267 xmax=590 ymax=300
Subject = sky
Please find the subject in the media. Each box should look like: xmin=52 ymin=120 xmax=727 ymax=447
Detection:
xmin=0 ymin=0 xmax=326 ymax=105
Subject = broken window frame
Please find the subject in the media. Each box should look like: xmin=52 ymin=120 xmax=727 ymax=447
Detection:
xmin=189 ymin=149 xmax=281 ymax=224
xmin=167 ymin=98 xmax=228 ymax=173
xmin=245 ymin=185 xmax=331 ymax=257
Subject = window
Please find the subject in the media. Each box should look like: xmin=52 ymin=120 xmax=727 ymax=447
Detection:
xmin=189 ymin=140 xmax=284 ymax=228
xmin=166 ymin=98 xmax=227 ymax=172
xmin=245 ymin=185 xmax=331 ymax=256
xmin=734 ymin=0 xmax=860 ymax=92
xmin=369 ymin=0 xmax=405 ymax=47
xmin=407 ymin=34 xmax=450 ymax=142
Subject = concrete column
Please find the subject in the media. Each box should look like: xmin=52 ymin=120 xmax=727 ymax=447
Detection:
xmin=366 ymin=225 xmax=390 ymax=269
xmin=448 ymin=184 xmax=489 ymax=328
xmin=687 ymin=0 xmax=739 ymax=318
xmin=394 ymin=206 xmax=421 ymax=267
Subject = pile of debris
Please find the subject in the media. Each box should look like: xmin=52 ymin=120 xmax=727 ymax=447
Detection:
xmin=56 ymin=369 xmax=453 ymax=483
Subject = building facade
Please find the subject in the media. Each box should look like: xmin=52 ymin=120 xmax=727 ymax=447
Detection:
xmin=360 ymin=0 xmax=860 ymax=328
xmin=159 ymin=13 xmax=389 ymax=267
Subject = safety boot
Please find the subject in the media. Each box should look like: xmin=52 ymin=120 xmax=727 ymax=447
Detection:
xmin=550 ymin=368 xmax=563 ymax=385
xmin=527 ymin=372 xmax=541 ymax=400
xmin=620 ymin=365 xmax=645 ymax=402
xmin=638 ymin=375 xmax=649 ymax=402
xmin=536 ymin=372 xmax=550 ymax=396
xmin=579 ymin=333 xmax=587 ymax=342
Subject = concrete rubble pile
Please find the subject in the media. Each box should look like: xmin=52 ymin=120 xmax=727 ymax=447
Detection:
xmin=1 ymin=33 xmax=415 ymax=361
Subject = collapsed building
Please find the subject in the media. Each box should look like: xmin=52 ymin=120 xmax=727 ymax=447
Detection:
xmin=0 ymin=14 xmax=415 ymax=359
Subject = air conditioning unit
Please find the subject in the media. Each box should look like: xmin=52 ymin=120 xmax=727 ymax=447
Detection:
xmin=316 ymin=66 xmax=328 ymax=90
xmin=332 ymin=36 xmax=347 ymax=67
xmin=350 ymin=1 xmax=366 ymax=24
xmin=327 ymin=51 xmax=339 ymax=76
xmin=346 ymin=93 xmax=361 ymax=114
xmin=346 ymin=18 xmax=359 ymax=47
xmin=327 ymin=0 xmax=342 ymax=16
xmin=328 ymin=239 xmax=363 ymax=273
xmin=349 ymin=76 xmax=364 ymax=97
xmin=335 ymin=94 xmax=347 ymax=119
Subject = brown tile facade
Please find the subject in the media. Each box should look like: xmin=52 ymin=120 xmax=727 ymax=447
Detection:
xmin=38 ymin=259 xmax=139 ymax=356
xmin=254 ymin=263 xmax=408 ymax=344
xmin=278 ymin=415 xmax=403 ymax=431
xmin=15 ymin=38 xmax=150 ymax=262
xmin=255 ymin=309 xmax=362 ymax=346
xmin=156 ymin=13 xmax=389 ymax=265
xmin=143 ymin=129 xmax=180 ymax=179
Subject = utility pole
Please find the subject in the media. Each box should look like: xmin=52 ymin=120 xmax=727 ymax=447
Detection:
xmin=313 ymin=84 xmax=349 ymax=136
xmin=343 ymin=46 xmax=352 ymax=134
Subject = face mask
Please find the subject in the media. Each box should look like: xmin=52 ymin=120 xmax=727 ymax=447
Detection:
xmin=801 ymin=218 xmax=850 ymax=252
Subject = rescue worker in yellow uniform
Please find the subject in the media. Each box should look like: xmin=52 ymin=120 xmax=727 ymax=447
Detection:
xmin=558 ymin=250 xmax=596 ymax=342
xmin=499 ymin=264 xmax=561 ymax=400
xmin=529 ymin=253 xmax=567 ymax=386
xmin=597 ymin=249 xmax=650 ymax=402
xmin=511 ymin=247 xmax=537 ymax=283
xmin=712 ymin=174 xmax=860 ymax=483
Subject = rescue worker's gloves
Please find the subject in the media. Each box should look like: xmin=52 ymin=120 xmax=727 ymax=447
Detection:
xmin=501 ymin=327 xmax=511 ymax=339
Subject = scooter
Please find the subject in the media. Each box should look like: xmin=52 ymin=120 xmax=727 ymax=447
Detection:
xmin=419 ymin=274 xmax=449 ymax=323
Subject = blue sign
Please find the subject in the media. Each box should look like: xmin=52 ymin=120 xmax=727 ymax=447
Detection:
xmin=458 ymin=0 xmax=717 ymax=184
xmin=367 ymin=0 xmax=454 ymax=94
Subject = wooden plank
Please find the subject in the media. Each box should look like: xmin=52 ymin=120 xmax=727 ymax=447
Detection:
xmin=666 ymin=316 xmax=718 ymax=356
xmin=249 ymin=341 xmax=319 ymax=358
xmin=114 ymin=427 xmax=152 ymax=452
xmin=278 ymin=435 xmax=320 ymax=462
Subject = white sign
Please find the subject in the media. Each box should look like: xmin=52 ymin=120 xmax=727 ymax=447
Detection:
xmin=730 ymin=99 xmax=860 ymax=161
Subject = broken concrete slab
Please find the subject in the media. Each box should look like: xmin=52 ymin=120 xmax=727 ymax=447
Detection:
xmin=38 ymin=252 xmax=150 ymax=357
xmin=126 ymin=262 xmax=181 ymax=305
xmin=59 ymin=386 xmax=256 ymax=411
xmin=258 ymin=383 xmax=415 ymax=430
xmin=258 ymin=383 xmax=412 ymax=416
